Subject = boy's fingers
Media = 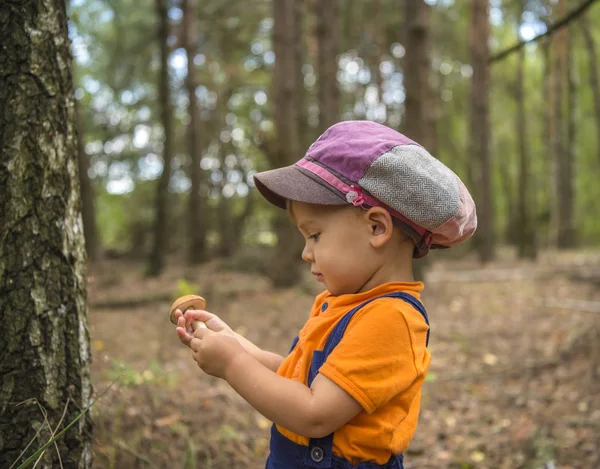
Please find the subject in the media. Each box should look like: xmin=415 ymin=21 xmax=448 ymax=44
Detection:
xmin=176 ymin=327 xmax=192 ymax=345
xmin=184 ymin=310 xmax=215 ymax=321
xmin=185 ymin=310 xmax=226 ymax=332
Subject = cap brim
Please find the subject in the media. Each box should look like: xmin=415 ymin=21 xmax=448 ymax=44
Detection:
xmin=253 ymin=164 xmax=433 ymax=259
xmin=253 ymin=165 xmax=346 ymax=209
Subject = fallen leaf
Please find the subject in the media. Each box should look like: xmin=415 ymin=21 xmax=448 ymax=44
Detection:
xmin=155 ymin=413 xmax=182 ymax=427
xmin=483 ymin=353 xmax=498 ymax=366
xmin=255 ymin=415 xmax=270 ymax=429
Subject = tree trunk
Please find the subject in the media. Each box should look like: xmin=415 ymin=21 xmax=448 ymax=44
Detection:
xmin=270 ymin=0 xmax=304 ymax=287
xmin=581 ymin=15 xmax=600 ymax=168
xmin=148 ymin=0 xmax=174 ymax=276
xmin=498 ymin=144 xmax=517 ymax=245
xmin=0 ymin=0 xmax=93 ymax=466
xmin=76 ymin=100 xmax=100 ymax=262
xmin=316 ymin=0 xmax=341 ymax=131
xmin=373 ymin=0 xmax=385 ymax=123
xmin=182 ymin=0 xmax=207 ymax=264
xmin=215 ymin=84 xmax=236 ymax=258
xmin=564 ymin=23 xmax=577 ymax=245
xmin=553 ymin=0 xmax=575 ymax=248
xmin=516 ymin=0 xmax=537 ymax=259
xmin=403 ymin=0 xmax=435 ymax=280
xmin=404 ymin=0 xmax=435 ymax=151
xmin=542 ymin=37 xmax=554 ymax=243
xmin=217 ymin=148 xmax=236 ymax=258
xmin=232 ymin=192 xmax=255 ymax=249
xmin=470 ymin=0 xmax=494 ymax=262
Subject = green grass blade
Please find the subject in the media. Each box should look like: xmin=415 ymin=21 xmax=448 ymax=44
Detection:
xmin=15 ymin=380 xmax=118 ymax=469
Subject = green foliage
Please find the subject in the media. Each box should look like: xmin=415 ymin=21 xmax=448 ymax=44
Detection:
xmin=174 ymin=278 xmax=200 ymax=299
xmin=217 ymin=424 xmax=240 ymax=441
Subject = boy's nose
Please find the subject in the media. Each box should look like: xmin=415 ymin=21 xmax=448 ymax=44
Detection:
xmin=301 ymin=244 xmax=314 ymax=263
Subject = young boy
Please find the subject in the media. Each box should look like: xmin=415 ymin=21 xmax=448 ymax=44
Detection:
xmin=175 ymin=121 xmax=477 ymax=468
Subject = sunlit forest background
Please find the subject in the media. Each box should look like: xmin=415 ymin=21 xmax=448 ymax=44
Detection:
xmin=70 ymin=0 xmax=600 ymax=271
xmin=6 ymin=0 xmax=600 ymax=467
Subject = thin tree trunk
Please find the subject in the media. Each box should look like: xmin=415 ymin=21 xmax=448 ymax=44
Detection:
xmin=403 ymin=0 xmax=435 ymax=279
xmin=316 ymin=0 xmax=341 ymax=131
xmin=542 ymin=37 xmax=554 ymax=243
xmin=0 ymin=0 xmax=92 ymax=465
xmin=554 ymin=0 xmax=575 ymax=248
xmin=498 ymin=144 xmax=516 ymax=244
xmin=404 ymin=0 xmax=435 ymax=151
xmin=232 ymin=192 xmax=255 ymax=248
xmin=269 ymin=0 xmax=304 ymax=287
xmin=182 ymin=0 xmax=207 ymax=264
xmin=148 ymin=0 xmax=174 ymax=276
xmin=581 ymin=15 xmax=600 ymax=168
xmin=516 ymin=0 xmax=537 ymax=259
xmin=217 ymin=148 xmax=235 ymax=257
xmin=373 ymin=0 xmax=385 ymax=123
xmin=564 ymin=23 xmax=577 ymax=244
xmin=295 ymin=1 xmax=311 ymax=150
xmin=470 ymin=0 xmax=494 ymax=262
xmin=76 ymin=100 xmax=100 ymax=262
xmin=216 ymin=83 xmax=236 ymax=257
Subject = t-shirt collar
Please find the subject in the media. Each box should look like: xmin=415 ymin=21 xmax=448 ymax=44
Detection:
xmin=322 ymin=281 xmax=424 ymax=310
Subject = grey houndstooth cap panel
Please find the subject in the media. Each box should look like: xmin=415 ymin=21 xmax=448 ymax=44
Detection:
xmin=359 ymin=145 xmax=460 ymax=230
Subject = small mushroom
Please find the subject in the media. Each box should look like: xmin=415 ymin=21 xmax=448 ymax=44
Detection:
xmin=169 ymin=295 xmax=207 ymax=331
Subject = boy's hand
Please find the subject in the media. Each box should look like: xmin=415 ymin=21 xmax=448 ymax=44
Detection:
xmin=175 ymin=309 xmax=236 ymax=348
xmin=174 ymin=308 xmax=284 ymax=373
xmin=190 ymin=328 xmax=246 ymax=379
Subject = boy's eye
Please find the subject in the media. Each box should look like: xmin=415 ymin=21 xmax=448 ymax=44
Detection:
xmin=308 ymin=233 xmax=320 ymax=241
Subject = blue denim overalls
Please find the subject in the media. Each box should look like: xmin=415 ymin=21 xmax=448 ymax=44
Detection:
xmin=266 ymin=292 xmax=430 ymax=469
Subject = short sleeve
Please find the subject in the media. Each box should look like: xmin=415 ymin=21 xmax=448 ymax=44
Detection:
xmin=317 ymin=299 xmax=429 ymax=413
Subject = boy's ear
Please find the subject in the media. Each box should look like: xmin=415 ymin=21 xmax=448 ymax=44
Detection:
xmin=365 ymin=207 xmax=393 ymax=248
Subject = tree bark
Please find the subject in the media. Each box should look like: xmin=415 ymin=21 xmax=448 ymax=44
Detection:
xmin=217 ymin=148 xmax=235 ymax=258
xmin=403 ymin=0 xmax=435 ymax=279
xmin=232 ymin=192 xmax=255 ymax=249
xmin=316 ymin=0 xmax=341 ymax=131
xmin=75 ymin=101 xmax=100 ymax=262
xmin=148 ymin=0 xmax=174 ymax=276
xmin=269 ymin=0 xmax=304 ymax=287
xmin=215 ymin=83 xmax=236 ymax=258
xmin=498 ymin=143 xmax=516 ymax=245
xmin=542 ymin=37 xmax=554 ymax=240
xmin=182 ymin=0 xmax=207 ymax=264
xmin=0 ymin=0 xmax=93 ymax=466
xmin=516 ymin=0 xmax=537 ymax=259
xmin=470 ymin=0 xmax=495 ymax=262
xmin=564 ymin=22 xmax=577 ymax=245
xmin=404 ymin=0 xmax=435 ymax=151
xmin=581 ymin=14 xmax=600 ymax=168
xmin=553 ymin=0 xmax=575 ymax=248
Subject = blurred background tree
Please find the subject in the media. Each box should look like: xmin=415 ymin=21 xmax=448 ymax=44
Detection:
xmin=67 ymin=0 xmax=600 ymax=280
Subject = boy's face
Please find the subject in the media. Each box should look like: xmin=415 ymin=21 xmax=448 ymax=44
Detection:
xmin=291 ymin=201 xmax=382 ymax=296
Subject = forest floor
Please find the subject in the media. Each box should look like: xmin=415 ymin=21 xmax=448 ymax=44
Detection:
xmin=87 ymin=248 xmax=600 ymax=469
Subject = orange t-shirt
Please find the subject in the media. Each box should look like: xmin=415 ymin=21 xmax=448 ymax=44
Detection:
xmin=276 ymin=282 xmax=431 ymax=465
